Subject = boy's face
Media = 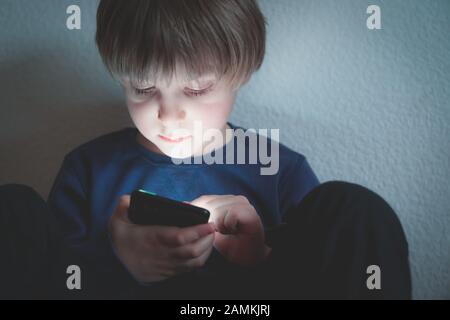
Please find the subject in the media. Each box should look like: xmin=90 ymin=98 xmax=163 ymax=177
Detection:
xmin=121 ymin=69 xmax=239 ymax=158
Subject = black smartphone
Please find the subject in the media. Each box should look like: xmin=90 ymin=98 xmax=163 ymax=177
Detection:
xmin=128 ymin=189 xmax=210 ymax=228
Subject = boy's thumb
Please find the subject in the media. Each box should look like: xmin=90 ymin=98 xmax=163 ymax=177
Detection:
xmin=223 ymin=209 xmax=239 ymax=233
xmin=115 ymin=195 xmax=131 ymax=222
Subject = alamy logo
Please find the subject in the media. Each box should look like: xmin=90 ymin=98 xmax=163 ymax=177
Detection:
xmin=367 ymin=5 xmax=381 ymax=30
xmin=168 ymin=121 xmax=280 ymax=176
xmin=66 ymin=265 xmax=81 ymax=290
xmin=366 ymin=265 xmax=381 ymax=290
xmin=66 ymin=5 xmax=81 ymax=30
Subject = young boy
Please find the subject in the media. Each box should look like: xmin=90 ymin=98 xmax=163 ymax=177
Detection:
xmin=42 ymin=0 xmax=410 ymax=299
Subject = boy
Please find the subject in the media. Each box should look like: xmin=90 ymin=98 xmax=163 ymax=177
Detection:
xmin=42 ymin=0 xmax=410 ymax=299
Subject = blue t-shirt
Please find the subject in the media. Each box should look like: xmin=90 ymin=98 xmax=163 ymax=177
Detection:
xmin=47 ymin=122 xmax=319 ymax=298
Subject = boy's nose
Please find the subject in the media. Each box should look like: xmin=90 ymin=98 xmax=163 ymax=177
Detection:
xmin=157 ymin=105 xmax=186 ymax=122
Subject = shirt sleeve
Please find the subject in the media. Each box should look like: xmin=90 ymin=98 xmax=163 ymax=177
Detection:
xmin=278 ymin=155 xmax=320 ymax=221
xmin=47 ymin=153 xmax=137 ymax=298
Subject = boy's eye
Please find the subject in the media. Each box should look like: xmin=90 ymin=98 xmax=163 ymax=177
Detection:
xmin=185 ymin=84 xmax=214 ymax=97
xmin=132 ymin=84 xmax=214 ymax=97
xmin=133 ymin=86 xmax=156 ymax=96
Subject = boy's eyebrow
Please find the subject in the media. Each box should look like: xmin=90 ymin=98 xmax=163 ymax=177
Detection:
xmin=185 ymin=73 xmax=217 ymax=83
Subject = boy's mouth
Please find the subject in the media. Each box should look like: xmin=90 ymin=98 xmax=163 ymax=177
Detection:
xmin=158 ymin=134 xmax=192 ymax=143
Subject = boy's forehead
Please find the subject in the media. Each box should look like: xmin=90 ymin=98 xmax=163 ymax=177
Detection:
xmin=122 ymin=72 xmax=217 ymax=86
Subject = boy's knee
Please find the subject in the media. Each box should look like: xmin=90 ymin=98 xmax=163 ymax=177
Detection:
xmin=313 ymin=181 xmax=399 ymax=223
xmin=0 ymin=183 xmax=49 ymax=221
xmin=293 ymin=181 xmax=406 ymax=241
xmin=315 ymin=180 xmax=384 ymax=205
xmin=0 ymin=183 xmax=40 ymax=201
xmin=318 ymin=181 xmax=408 ymax=248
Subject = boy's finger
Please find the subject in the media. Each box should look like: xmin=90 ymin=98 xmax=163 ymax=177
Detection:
xmin=189 ymin=195 xmax=218 ymax=208
xmin=190 ymin=194 xmax=242 ymax=208
xmin=214 ymin=204 xmax=260 ymax=235
xmin=118 ymin=195 xmax=131 ymax=210
xmin=170 ymin=232 xmax=214 ymax=259
xmin=191 ymin=195 xmax=239 ymax=216
xmin=159 ymin=222 xmax=215 ymax=247
xmin=180 ymin=244 xmax=214 ymax=270
xmin=209 ymin=205 xmax=238 ymax=234
xmin=112 ymin=195 xmax=131 ymax=222
xmin=223 ymin=209 xmax=240 ymax=233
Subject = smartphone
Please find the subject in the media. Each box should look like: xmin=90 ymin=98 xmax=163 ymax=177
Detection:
xmin=128 ymin=189 xmax=210 ymax=228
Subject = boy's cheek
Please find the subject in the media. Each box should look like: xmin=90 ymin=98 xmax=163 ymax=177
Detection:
xmin=199 ymin=101 xmax=234 ymax=127
xmin=127 ymin=101 xmax=158 ymax=122
xmin=126 ymin=97 xmax=151 ymax=109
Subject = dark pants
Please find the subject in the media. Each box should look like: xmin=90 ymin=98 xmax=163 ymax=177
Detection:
xmin=248 ymin=181 xmax=412 ymax=299
xmin=0 ymin=182 xmax=411 ymax=299
xmin=0 ymin=184 xmax=59 ymax=299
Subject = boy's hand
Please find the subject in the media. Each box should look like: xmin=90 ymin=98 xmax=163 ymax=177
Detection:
xmin=108 ymin=195 xmax=216 ymax=284
xmin=189 ymin=195 xmax=272 ymax=267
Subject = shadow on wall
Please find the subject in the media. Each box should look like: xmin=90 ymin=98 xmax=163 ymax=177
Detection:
xmin=0 ymin=50 xmax=131 ymax=199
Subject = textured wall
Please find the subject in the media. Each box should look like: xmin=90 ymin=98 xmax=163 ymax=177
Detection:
xmin=0 ymin=0 xmax=449 ymax=299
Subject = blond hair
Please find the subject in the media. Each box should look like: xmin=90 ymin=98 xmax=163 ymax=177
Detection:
xmin=95 ymin=0 xmax=267 ymax=89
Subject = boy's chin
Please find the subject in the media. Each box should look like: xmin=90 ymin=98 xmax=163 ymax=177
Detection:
xmin=157 ymin=143 xmax=197 ymax=160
